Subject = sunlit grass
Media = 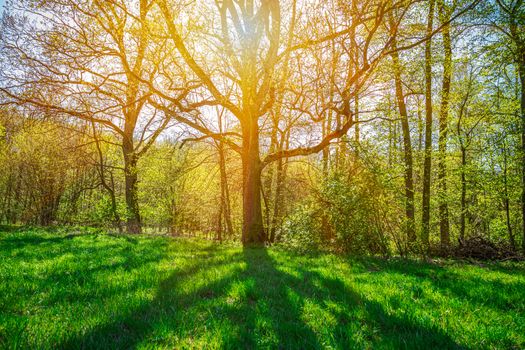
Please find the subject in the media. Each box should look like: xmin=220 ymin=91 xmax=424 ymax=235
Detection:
xmin=0 ymin=227 xmax=524 ymax=349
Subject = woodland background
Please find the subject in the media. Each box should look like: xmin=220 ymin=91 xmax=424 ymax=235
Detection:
xmin=0 ymin=0 xmax=524 ymax=258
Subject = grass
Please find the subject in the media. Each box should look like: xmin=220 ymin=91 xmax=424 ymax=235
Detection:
xmin=0 ymin=228 xmax=524 ymax=349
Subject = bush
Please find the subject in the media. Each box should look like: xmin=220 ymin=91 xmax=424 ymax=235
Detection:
xmin=319 ymin=172 xmax=390 ymax=255
xmin=280 ymin=204 xmax=323 ymax=253
xmin=279 ymin=168 xmax=395 ymax=256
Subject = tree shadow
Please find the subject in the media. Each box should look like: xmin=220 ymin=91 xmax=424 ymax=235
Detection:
xmin=220 ymin=247 xmax=322 ymax=348
xmin=53 ymin=247 xmax=317 ymax=349
xmin=53 ymin=248 xmax=244 ymax=349
xmin=287 ymin=263 xmax=468 ymax=349
xmin=354 ymin=257 xmax=525 ymax=314
xmin=1 ymin=232 xmax=483 ymax=349
xmin=50 ymin=247 xmax=469 ymax=349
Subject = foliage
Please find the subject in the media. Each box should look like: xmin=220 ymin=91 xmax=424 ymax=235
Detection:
xmin=280 ymin=203 xmax=323 ymax=253
xmin=0 ymin=0 xmax=524 ymax=252
xmin=319 ymin=171 xmax=392 ymax=255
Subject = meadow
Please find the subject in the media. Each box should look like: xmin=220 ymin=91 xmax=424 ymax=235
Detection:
xmin=0 ymin=227 xmax=524 ymax=349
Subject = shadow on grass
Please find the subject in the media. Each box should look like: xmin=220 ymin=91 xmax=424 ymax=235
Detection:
xmin=287 ymin=263 xmax=467 ymax=349
xmin=51 ymin=247 xmax=466 ymax=349
xmin=354 ymin=257 xmax=525 ymax=314
xmin=0 ymin=235 xmax=175 ymax=325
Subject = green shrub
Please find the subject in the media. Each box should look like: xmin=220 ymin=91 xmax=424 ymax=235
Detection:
xmin=280 ymin=204 xmax=323 ymax=252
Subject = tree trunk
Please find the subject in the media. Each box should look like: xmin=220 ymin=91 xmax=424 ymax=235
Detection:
xmin=123 ymin=137 xmax=142 ymax=234
xmin=217 ymin=198 xmax=223 ymax=242
xmin=108 ymin=172 xmax=122 ymax=232
xmin=501 ymin=0 xmax=525 ymax=254
xmin=503 ymin=145 xmax=516 ymax=250
xmin=92 ymin=122 xmax=122 ymax=232
xmin=422 ymin=0 xmax=435 ymax=253
xmin=460 ymin=146 xmax=467 ymax=244
xmin=519 ymin=60 xmax=525 ymax=254
xmin=241 ymin=119 xmax=265 ymax=245
xmin=438 ymin=1 xmax=451 ymax=251
xmin=270 ymin=157 xmax=284 ymax=243
xmin=391 ymin=41 xmax=416 ymax=248
xmin=218 ymin=139 xmax=234 ymax=238
xmin=354 ymin=94 xmax=360 ymax=159
xmin=321 ymin=109 xmax=332 ymax=241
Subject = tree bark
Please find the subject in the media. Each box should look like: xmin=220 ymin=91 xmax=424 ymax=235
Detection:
xmin=123 ymin=136 xmax=141 ymax=234
xmin=422 ymin=0 xmax=435 ymax=253
xmin=501 ymin=0 xmax=525 ymax=254
xmin=460 ymin=146 xmax=467 ymax=243
xmin=218 ymin=139 xmax=234 ymax=238
xmin=519 ymin=59 xmax=525 ymax=254
xmin=438 ymin=0 xmax=451 ymax=251
xmin=391 ymin=39 xmax=416 ymax=248
xmin=503 ymin=145 xmax=516 ymax=250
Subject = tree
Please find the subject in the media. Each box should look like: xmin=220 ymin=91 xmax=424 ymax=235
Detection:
xmin=437 ymin=0 xmax=453 ymax=250
xmin=491 ymin=0 xmax=525 ymax=252
xmin=0 ymin=0 xmax=191 ymax=233
xmin=422 ymin=0 xmax=436 ymax=252
xmin=390 ymin=19 xmax=416 ymax=250
xmin=151 ymin=0 xmax=440 ymax=245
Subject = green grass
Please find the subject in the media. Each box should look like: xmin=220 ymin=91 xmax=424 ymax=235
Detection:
xmin=0 ymin=228 xmax=524 ymax=349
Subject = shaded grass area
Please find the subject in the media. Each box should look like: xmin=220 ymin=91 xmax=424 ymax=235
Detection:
xmin=0 ymin=228 xmax=524 ymax=349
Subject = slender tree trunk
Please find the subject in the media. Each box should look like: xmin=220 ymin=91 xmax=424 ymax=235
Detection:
xmin=460 ymin=146 xmax=467 ymax=243
xmin=391 ymin=41 xmax=416 ymax=248
xmin=503 ymin=146 xmax=516 ymax=250
xmin=438 ymin=1 xmax=451 ymax=251
xmin=123 ymin=136 xmax=141 ymax=234
xmin=422 ymin=0 xmax=435 ymax=252
xmin=264 ymin=118 xmax=279 ymax=231
xmin=11 ymin=171 xmax=22 ymax=224
xmin=417 ymin=106 xmax=423 ymax=152
xmin=241 ymin=118 xmax=265 ymax=245
xmin=92 ymin=122 xmax=122 ymax=232
xmin=218 ymin=139 xmax=234 ymax=237
xmin=2 ymin=173 xmax=13 ymax=224
xmin=501 ymin=0 xmax=525 ymax=254
xmin=108 ymin=172 xmax=122 ymax=233
xmin=217 ymin=198 xmax=223 ymax=242
xmin=321 ymin=109 xmax=332 ymax=241
xmin=519 ymin=62 xmax=525 ymax=254
xmin=270 ymin=157 xmax=284 ymax=243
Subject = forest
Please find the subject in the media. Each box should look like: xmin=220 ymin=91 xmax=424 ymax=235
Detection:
xmin=0 ymin=0 xmax=524 ymax=348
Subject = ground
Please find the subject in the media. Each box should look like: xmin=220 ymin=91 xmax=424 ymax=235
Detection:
xmin=0 ymin=227 xmax=524 ymax=349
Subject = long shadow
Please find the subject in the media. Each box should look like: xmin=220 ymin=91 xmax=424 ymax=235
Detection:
xmin=13 ymin=243 xmax=472 ymax=349
xmin=287 ymin=262 xmax=468 ymax=349
xmin=355 ymin=257 xmax=525 ymax=314
xmin=54 ymin=247 xmax=323 ymax=349
xmin=235 ymin=250 xmax=466 ymax=349
xmin=55 ymin=248 xmax=244 ymax=349
xmin=0 ymin=235 xmax=172 ymax=330
xmin=221 ymin=247 xmax=322 ymax=349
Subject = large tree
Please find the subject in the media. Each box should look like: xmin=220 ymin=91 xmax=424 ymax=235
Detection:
xmin=0 ymin=0 xmax=191 ymax=233
xmin=149 ymin=0 xmax=434 ymax=244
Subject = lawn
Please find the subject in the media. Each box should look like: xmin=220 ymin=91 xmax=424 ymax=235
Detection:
xmin=0 ymin=228 xmax=524 ymax=349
